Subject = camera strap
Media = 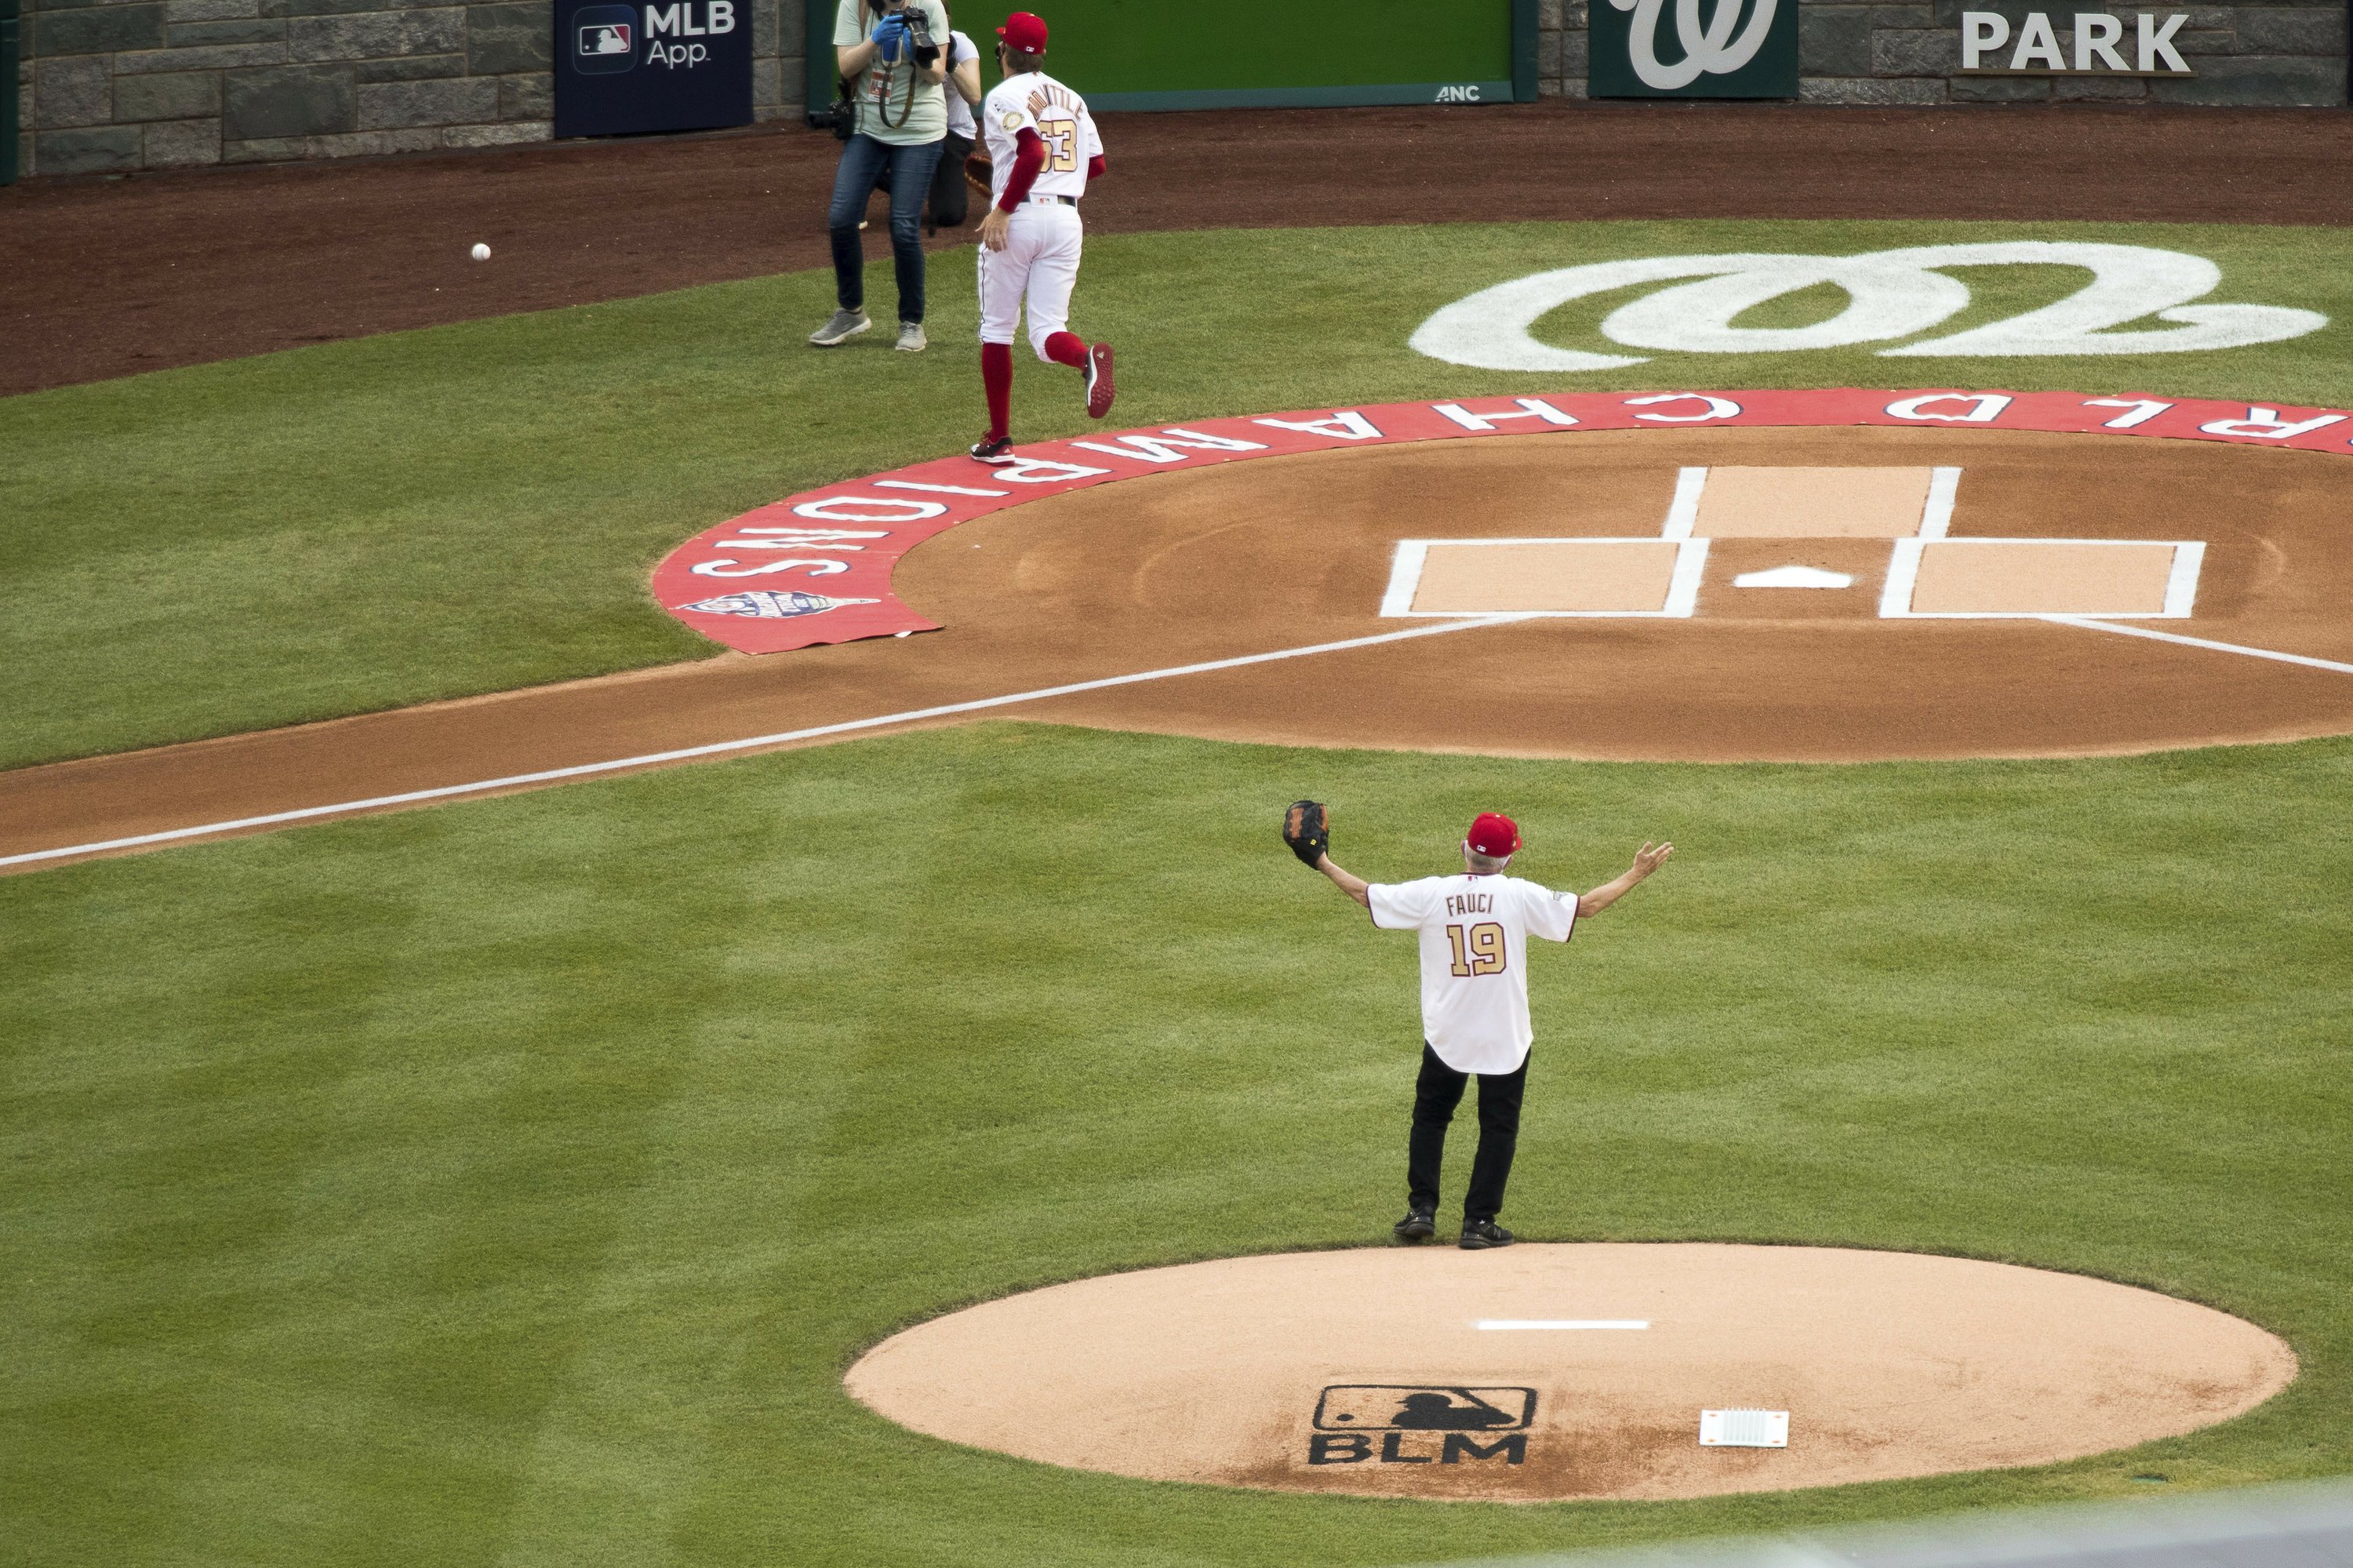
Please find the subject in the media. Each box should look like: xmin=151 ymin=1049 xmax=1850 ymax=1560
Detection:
xmin=871 ymin=2 xmax=923 ymax=130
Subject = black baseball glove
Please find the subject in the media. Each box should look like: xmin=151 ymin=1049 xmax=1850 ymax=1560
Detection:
xmin=1282 ymin=800 xmax=1329 ymax=867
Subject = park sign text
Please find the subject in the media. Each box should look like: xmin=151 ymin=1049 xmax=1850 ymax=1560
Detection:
xmin=1589 ymin=0 xmax=1800 ymax=98
xmin=1959 ymin=11 xmax=2196 ymax=75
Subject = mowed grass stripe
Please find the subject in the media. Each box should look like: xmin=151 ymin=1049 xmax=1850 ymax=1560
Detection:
xmin=4 ymin=723 xmax=2349 ymax=1566
xmin=4 ymin=217 xmax=2351 ymax=769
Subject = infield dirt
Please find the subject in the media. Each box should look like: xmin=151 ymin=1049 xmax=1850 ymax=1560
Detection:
xmin=7 ymin=424 xmax=2353 ymax=871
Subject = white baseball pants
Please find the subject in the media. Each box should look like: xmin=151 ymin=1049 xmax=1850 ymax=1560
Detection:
xmin=977 ymin=201 xmax=1084 ymax=360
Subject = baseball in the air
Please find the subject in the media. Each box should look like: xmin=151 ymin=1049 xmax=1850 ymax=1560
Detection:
xmin=470 ymin=243 xmax=492 ymax=261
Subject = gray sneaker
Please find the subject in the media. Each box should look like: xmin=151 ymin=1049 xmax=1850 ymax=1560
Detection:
xmin=895 ymin=321 xmax=927 ymax=352
xmin=809 ymin=307 xmax=871 ymax=347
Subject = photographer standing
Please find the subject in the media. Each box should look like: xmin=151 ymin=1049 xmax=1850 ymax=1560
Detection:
xmin=811 ymin=0 xmax=952 ymax=352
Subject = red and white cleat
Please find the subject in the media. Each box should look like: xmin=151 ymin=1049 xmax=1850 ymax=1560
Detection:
xmin=1084 ymin=342 xmax=1115 ymax=420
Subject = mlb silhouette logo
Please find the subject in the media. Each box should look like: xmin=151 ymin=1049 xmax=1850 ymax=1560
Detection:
xmin=1313 ymin=1385 xmax=1536 ymax=1432
xmin=573 ymin=4 xmax=636 ymax=71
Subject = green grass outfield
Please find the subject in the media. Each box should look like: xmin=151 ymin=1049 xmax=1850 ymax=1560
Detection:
xmin=5 ymin=217 xmax=2353 ymax=768
xmin=5 ymin=725 xmax=2352 ymax=1566
xmin=7 ymin=216 xmax=2353 ymax=1565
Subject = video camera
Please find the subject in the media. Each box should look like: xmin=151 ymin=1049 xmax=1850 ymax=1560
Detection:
xmin=808 ymin=94 xmax=855 ymax=137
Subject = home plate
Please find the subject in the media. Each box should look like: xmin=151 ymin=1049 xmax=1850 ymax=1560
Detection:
xmin=1733 ymin=565 xmax=1855 ymax=588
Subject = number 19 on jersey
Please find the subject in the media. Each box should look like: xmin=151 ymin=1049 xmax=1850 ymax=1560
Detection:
xmin=1447 ymin=922 xmax=1506 ymax=977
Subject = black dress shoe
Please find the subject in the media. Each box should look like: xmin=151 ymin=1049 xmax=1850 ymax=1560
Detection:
xmin=1393 ymin=1205 xmax=1437 ymax=1242
xmin=1460 ymin=1218 xmax=1515 ymax=1250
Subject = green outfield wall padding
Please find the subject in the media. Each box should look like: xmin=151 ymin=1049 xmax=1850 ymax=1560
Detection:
xmin=1086 ymin=82 xmax=1518 ymax=111
xmin=1513 ymin=0 xmax=1539 ymax=101
xmin=2 ymin=0 xmax=19 ymax=186
xmin=807 ymin=0 xmax=1526 ymax=120
xmin=808 ymin=4 xmax=837 ymax=125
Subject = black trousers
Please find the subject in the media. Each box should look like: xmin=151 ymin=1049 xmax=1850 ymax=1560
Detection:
xmin=1408 ymin=1044 xmax=1528 ymax=1223
xmin=927 ymin=129 xmax=974 ymax=230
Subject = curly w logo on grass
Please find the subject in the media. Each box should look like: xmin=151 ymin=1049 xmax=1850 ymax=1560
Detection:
xmin=1412 ymin=242 xmax=2329 ymax=373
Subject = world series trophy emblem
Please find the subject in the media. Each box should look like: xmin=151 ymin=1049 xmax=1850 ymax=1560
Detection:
xmin=680 ymin=590 xmax=882 ymax=620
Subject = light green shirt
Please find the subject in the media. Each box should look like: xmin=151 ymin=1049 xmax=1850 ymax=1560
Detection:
xmin=834 ymin=0 xmax=951 ymax=145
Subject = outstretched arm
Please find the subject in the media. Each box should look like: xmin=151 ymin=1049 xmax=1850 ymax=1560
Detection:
xmin=1316 ymin=854 xmax=1372 ymax=910
xmin=1577 ymin=842 xmax=1673 ymax=919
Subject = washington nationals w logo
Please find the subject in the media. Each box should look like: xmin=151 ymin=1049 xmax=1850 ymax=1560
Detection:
xmin=1409 ymin=243 xmax=2329 ymax=373
xmin=1608 ymin=0 xmax=1780 ymax=89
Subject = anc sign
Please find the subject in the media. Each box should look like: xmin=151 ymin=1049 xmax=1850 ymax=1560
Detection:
xmin=1589 ymin=0 xmax=1798 ymax=99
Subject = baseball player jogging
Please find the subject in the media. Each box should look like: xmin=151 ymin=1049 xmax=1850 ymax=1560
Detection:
xmin=969 ymin=10 xmax=1115 ymax=464
xmin=1282 ymin=802 xmax=1673 ymax=1250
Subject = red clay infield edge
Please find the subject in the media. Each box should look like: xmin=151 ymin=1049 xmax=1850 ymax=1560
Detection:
xmin=654 ymin=387 xmax=2353 ymax=654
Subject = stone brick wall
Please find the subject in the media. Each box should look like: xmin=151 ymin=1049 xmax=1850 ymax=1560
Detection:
xmin=13 ymin=0 xmax=804 ymax=176
xmin=1537 ymin=0 xmax=1571 ymax=96
xmin=16 ymin=0 xmax=2341 ymax=178
xmin=1533 ymin=0 xmax=2346 ymax=102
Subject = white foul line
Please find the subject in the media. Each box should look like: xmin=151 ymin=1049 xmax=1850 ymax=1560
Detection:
xmin=2042 ymin=615 xmax=2353 ymax=675
xmin=1476 ymin=1319 xmax=1650 ymax=1331
xmin=0 ymin=615 xmax=1537 ymax=871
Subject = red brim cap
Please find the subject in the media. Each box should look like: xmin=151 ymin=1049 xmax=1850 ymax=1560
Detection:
xmin=997 ymin=10 xmax=1048 ymax=52
xmin=1467 ymin=813 xmax=1521 ymax=858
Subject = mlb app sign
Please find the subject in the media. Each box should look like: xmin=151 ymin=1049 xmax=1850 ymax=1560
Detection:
xmin=556 ymin=0 xmax=751 ymax=136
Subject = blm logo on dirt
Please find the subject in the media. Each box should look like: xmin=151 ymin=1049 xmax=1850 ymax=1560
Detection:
xmin=1308 ymin=1385 xmax=1533 ymax=1467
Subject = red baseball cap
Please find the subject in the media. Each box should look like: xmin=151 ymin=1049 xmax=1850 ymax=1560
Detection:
xmin=997 ymin=11 xmax=1048 ymax=52
xmin=1467 ymin=813 xmax=1521 ymax=858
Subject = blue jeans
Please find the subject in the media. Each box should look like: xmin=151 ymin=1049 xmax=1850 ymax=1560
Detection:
xmin=827 ymin=133 xmax=944 ymax=325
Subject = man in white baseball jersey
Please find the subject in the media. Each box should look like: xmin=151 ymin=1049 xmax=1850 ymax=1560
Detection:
xmin=968 ymin=10 xmax=1115 ymax=464
xmin=1310 ymin=811 xmax=1673 ymax=1250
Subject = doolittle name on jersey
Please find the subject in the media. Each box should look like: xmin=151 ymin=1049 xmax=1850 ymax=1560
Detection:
xmin=1020 ymin=81 xmax=1083 ymax=121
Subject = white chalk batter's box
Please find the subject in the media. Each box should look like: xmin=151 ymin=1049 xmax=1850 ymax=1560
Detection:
xmin=649 ymin=390 xmax=2352 ymax=653
xmin=1381 ymin=464 xmax=2206 ymax=621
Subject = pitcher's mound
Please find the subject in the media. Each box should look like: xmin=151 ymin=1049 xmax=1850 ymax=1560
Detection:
xmin=846 ymin=1243 xmax=2293 ymax=1501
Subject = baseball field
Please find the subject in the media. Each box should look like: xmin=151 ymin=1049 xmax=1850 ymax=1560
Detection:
xmin=6 ymin=107 xmax=2353 ymax=1567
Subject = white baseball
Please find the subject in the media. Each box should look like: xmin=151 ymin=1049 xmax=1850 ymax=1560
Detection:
xmin=470 ymin=243 xmax=492 ymax=261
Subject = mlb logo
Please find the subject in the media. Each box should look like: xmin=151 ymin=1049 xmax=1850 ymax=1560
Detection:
xmin=572 ymin=4 xmax=637 ymax=71
xmin=1313 ymin=1385 xmax=1535 ymax=1432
